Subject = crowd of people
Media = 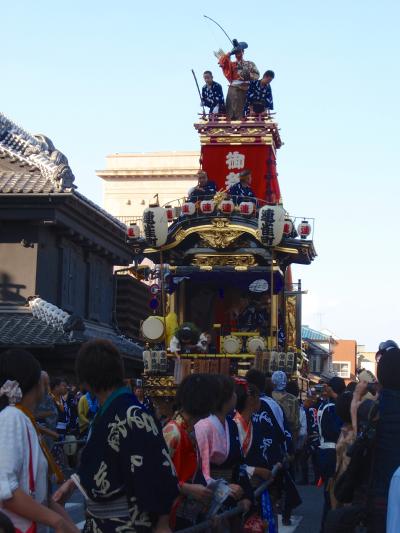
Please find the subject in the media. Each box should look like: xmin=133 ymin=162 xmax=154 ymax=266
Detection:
xmin=1 ymin=339 xmax=400 ymax=532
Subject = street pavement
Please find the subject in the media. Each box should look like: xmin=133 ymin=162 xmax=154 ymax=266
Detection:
xmin=290 ymin=484 xmax=323 ymax=532
xmin=65 ymin=483 xmax=323 ymax=532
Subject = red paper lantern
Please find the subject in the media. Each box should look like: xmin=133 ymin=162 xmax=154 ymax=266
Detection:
xmin=239 ymin=202 xmax=255 ymax=215
xmin=181 ymin=202 xmax=196 ymax=215
xmin=283 ymin=218 xmax=294 ymax=237
xmin=127 ymin=224 xmax=140 ymax=239
xmin=165 ymin=205 xmax=174 ymax=222
xmin=220 ymin=200 xmax=234 ymax=214
xmin=200 ymin=200 xmax=215 ymax=214
xmin=298 ymin=220 xmax=312 ymax=239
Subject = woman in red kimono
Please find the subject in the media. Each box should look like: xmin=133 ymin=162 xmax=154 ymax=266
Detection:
xmin=163 ymin=374 xmax=217 ymax=530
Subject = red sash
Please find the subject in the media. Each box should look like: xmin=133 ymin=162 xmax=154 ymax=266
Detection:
xmin=234 ymin=412 xmax=253 ymax=457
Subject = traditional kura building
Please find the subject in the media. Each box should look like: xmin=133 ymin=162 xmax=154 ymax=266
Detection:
xmin=97 ymin=151 xmax=200 ymax=223
xmin=0 ymin=113 xmax=147 ymax=377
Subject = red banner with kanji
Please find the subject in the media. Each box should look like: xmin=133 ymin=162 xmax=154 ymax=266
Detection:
xmin=200 ymin=144 xmax=281 ymax=203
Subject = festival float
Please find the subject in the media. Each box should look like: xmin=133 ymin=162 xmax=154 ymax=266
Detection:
xmin=126 ymin=36 xmax=317 ymax=409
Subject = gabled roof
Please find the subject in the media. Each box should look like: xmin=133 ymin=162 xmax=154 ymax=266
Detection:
xmin=302 ymin=325 xmax=333 ymax=342
xmin=0 ymin=113 xmax=126 ymax=231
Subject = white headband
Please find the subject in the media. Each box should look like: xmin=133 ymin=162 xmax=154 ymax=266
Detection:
xmin=0 ymin=380 xmax=23 ymax=405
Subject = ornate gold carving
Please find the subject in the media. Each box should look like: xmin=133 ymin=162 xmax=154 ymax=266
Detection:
xmin=286 ymin=295 xmax=297 ymax=350
xmin=192 ymin=254 xmax=257 ymax=267
xmin=144 ymin=220 xmax=260 ymax=253
xmin=198 ymin=218 xmax=243 ymax=248
xmin=260 ymin=136 xmax=274 ymax=145
xmin=215 ymin=137 xmax=257 ymax=144
xmin=199 ymin=230 xmax=243 ymax=248
xmin=211 ymin=218 xmax=229 ymax=228
xmin=207 ymin=128 xmax=227 ymax=135
xmin=193 ymin=117 xmax=282 ymax=148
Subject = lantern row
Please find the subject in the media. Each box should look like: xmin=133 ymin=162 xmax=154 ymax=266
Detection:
xmin=127 ymin=204 xmax=312 ymax=248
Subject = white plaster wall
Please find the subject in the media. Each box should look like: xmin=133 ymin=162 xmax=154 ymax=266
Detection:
xmin=98 ymin=151 xmax=201 ymax=220
xmin=103 ymin=176 xmax=198 ymax=218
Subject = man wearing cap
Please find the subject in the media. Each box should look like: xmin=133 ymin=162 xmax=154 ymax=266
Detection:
xmin=214 ymin=39 xmax=259 ymax=119
xmin=317 ymin=374 xmax=345 ymax=530
xmin=228 ymin=169 xmax=256 ymax=205
xmin=244 ymin=70 xmax=275 ymax=116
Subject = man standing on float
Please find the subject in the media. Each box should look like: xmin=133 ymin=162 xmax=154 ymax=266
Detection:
xmin=215 ymin=39 xmax=259 ymax=120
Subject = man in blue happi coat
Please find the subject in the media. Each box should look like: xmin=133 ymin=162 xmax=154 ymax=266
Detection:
xmin=188 ymin=170 xmax=217 ymax=202
xmin=244 ymin=70 xmax=275 ymax=115
xmin=228 ymin=168 xmax=256 ymax=204
xmin=201 ymin=71 xmax=226 ymax=115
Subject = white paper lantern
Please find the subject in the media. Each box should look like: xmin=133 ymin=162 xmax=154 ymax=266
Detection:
xmin=258 ymin=204 xmax=285 ymax=246
xmin=200 ymin=200 xmax=215 ymax=214
xmin=143 ymin=205 xmax=168 ymax=247
xmin=239 ymin=202 xmax=255 ymax=216
xmin=220 ymin=200 xmax=235 ymax=214
xmin=182 ymin=202 xmax=196 ymax=215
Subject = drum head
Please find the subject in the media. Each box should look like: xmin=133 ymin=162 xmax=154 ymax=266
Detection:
xmin=223 ymin=335 xmax=241 ymax=354
xmin=142 ymin=316 xmax=165 ymax=342
xmin=247 ymin=336 xmax=266 ymax=354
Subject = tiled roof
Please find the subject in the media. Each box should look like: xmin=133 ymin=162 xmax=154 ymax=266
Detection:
xmin=0 ymin=171 xmax=60 ymax=194
xmin=84 ymin=321 xmax=143 ymax=358
xmin=302 ymin=325 xmax=332 ymax=342
xmin=0 ymin=298 xmax=143 ymax=359
xmin=0 ymin=311 xmax=78 ymax=347
xmin=308 ymin=340 xmax=330 ymax=355
xmin=74 ymin=191 xmax=126 ymax=230
xmin=0 ymin=113 xmax=75 ymax=192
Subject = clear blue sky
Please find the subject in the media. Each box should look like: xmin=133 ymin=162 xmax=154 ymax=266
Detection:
xmin=3 ymin=0 xmax=400 ymax=350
